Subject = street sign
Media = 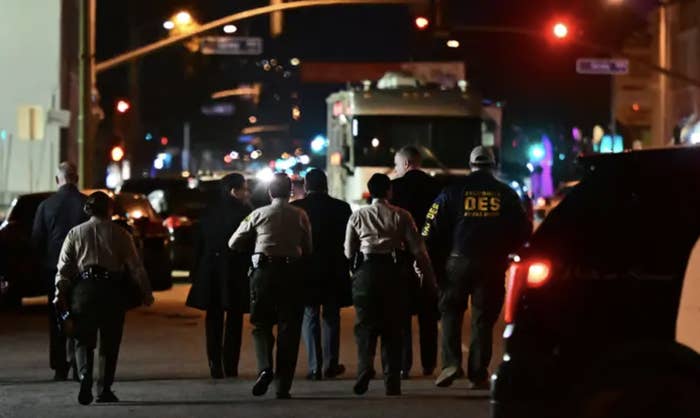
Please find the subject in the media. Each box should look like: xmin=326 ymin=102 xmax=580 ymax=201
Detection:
xmin=200 ymin=36 xmax=263 ymax=55
xmin=576 ymin=58 xmax=629 ymax=75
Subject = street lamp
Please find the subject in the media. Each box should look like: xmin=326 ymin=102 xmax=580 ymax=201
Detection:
xmin=175 ymin=11 xmax=193 ymax=25
xmin=446 ymin=39 xmax=460 ymax=48
xmin=552 ymin=22 xmax=568 ymax=39
xmin=414 ymin=16 xmax=429 ymax=30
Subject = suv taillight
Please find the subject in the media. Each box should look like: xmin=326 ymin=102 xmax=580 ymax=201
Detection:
xmin=504 ymin=258 xmax=552 ymax=324
xmin=163 ymin=216 xmax=191 ymax=230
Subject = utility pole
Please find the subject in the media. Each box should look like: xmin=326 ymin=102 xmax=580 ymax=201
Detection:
xmin=78 ymin=0 xmax=96 ymax=188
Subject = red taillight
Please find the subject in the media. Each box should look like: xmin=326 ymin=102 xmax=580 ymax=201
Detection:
xmin=163 ymin=216 xmax=191 ymax=230
xmin=526 ymin=262 xmax=551 ymax=288
xmin=504 ymin=259 xmax=552 ymax=324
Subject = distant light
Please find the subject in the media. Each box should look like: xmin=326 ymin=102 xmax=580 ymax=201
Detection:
xmin=223 ymin=24 xmax=237 ymax=34
xmin=530 ymin=144 xmax=545 ymax=161
xmin=290 ymin=57 xmax=301 ymax=66
xmin=446 ymin=39 xmax=460 ymax=48
xmin=510 ymin=181 xmax=519 ymax=189
xmin=526 ymin=162 xmax=534 ymax=172
xmin=298 ymin=155 xmax=311 ymax=165
xmin=256 ymin=167 xmax=275 ymax=182
xmin=553 ymin=22 xmax=568 ymax=39
xmin=371 ymin=138 xmax=380 ymax=148
xmin=229 ymin=151 xmax=240 ymax=160
xmin=181 ymin=170 xmax=191 ymax=178
xmin=116 ymin=100 xmax=130 ymax=113
xmin=572 ymin=127 xmax=582 ymax=141
xmin=690 ymin=132 xmax=700 ymax=144
xmin=160 ymin=136 xmax=169 ymax=146
xmin=263 ymin=63 xmax=272 ymax=71
xmin=352 ymin=119 xmax=358 ymax=137
xmin=311 ymin=135 xmax=327 ymax=153
xmin=130 ymin=210 xmax=143 ymax=219
xmin=330 ymin=152 xmax=342 ymax=166
xmin=292 ymin=105 xmax=301 ymax=120
xmin=0 ymin=129 xmax=7 ymax=141
xmin=163 ymin=20 xmax=175 ymax=30
xmin=414 ymin=16 xmax=429 ymax=30
xmin=145 ymin=132 xmax=153 ymax=141
xmin=250 ymin=150 xmax=262 ymax=159
xmin=559 ymin=153 xmax=566 ymax=160
xmin=154 ymin=157 xmax=164 ymax=170
xmin=224 ymin=154 xmax=233 ymax=164
xmin=174 ymin=11 xmax=192 ymax=25
xmin=248 ymin=115 xmax=258 ymax=124
xmin=632 ymin=103 xmax=640 ymax=112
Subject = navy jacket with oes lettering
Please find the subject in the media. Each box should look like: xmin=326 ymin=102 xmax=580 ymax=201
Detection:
xmin=422 ymin=170 xmax=531 ymax=264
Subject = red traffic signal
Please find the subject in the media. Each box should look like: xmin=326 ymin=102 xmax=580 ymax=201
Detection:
xmin=552 ymin=22 xmax=569 ymax=39
xmin=414 ymin=16 xmax=429 ymax=30
xmin=116 ymin=99 xmax=131 ymax=113
xmin=110 ymin=146 xmax=124 ymax=162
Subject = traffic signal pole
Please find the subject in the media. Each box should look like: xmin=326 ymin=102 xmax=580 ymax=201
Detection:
xmin=78 ymin=0 xmax=96 ymax=188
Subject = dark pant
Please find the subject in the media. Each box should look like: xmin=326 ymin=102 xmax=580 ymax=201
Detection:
xmin=401 ymin=288 xmax=439 ymax=373
xmin=302 ymin=303 xmax=341 ymax=373
xmin=249 ymin=263 xmax=304 ymax=395
xmin=47 ymin=273 xmax=75 ymax=374
xmin=73 ymin=282 xmax=126 ymax=394
xmin=353 ymin=258 xmax=405 ymax=391
xmin=439 ymin=256 xmax=505 ymax=383
xmin=206 ymin=309 xmax=243 ymax=375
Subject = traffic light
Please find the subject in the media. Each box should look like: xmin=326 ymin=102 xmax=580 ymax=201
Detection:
xmin=116 ymin=99 xmax=130 ymax=113
xmin=110 ymin=145 xmax=124 ymax=162
xmin=552 ymin=22 xmax=569 ymax=39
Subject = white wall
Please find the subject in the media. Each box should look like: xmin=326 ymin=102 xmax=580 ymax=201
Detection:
xmin=0 ymin=0 xmax=62 ymax=204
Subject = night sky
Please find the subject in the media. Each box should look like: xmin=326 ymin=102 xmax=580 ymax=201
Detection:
xmin=94 ymin=0 xmax=656 ymax=171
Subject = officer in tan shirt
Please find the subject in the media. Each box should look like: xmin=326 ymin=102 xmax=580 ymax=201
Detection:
xmin=229 ymin=173 xmax=312 ymax=399
xmin=54 ymin=192 xmax=154 ymax=406
xmin=344 ymin=173 xmax=436 ymax=397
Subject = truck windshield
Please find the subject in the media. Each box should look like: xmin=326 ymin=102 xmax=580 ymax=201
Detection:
xmin=353 ymin=115 xmax=482 ymax=168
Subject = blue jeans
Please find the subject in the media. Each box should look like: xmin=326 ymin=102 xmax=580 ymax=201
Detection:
xmin=302 ymin=304 xmax=341 ymax=373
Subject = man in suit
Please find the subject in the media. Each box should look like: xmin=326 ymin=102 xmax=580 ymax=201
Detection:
xmin=186 ymin=173 xmax=253 ymax=379
xmin=292 ymin=169 xmax=352 ymax=380
xmin=390 ymin=146 xmax=442 ymax=379
xmin=32 ymin=162 xmax=88 ymax=380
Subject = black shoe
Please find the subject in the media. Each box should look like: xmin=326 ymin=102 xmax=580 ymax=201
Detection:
xmin=252 ymin=370 xmax=273 ymax=396
xmin=78 ymin=379 xmax=93 ymax=405
xmin=324 ymin=364 xmax=346 ymax=379
xmin=96 ymin=389 xmax=119 ymax=403
xmin=400 ymin=370 xmax=410 ymax=380
xmin=306 ymin=370 xmax=322 ymax=381
xmin=435 ymin=366 xmax=460 ymax=388
xmin=353 ymin=369 xmax=373 ymax=395
xmin=422 ymin=367 xmax=435 ymax=377
xmin=467 ymin=379 xmax=490 ymax=391
xmin=276 ymin=392 xmax=292 ymax=399
xmin=210 ymin=368 xmax=224 ymax=379
xmin=386 ymin=386 xmax=402 ymax=396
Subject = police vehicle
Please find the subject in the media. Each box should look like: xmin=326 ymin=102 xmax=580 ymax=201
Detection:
xmin=325 ymin=72 xmax=503 ymax=208
xmin=492 ymin=147 xmax=700 ymax=418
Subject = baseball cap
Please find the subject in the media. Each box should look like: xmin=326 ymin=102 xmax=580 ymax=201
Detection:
xmin=469 ymin=146 xmax=496 ymax=167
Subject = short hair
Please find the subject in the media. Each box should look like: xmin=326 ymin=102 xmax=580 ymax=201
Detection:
xmin=304 ymin=169 xmax=327 ymax=192
xmin=57 ymin=161 xmax=78 ymax=184
xmin=367 ymin=173 xmax=391 ymax=198
xmin=397 ymin=146 xmax=422 ymax=166
xmin=84 ymin=191 xmax=113 ymax=218
xmin=269 ymin=173 xmax=292 ymax=199
xmin=220 ymin=173 xmax=246 ymax=195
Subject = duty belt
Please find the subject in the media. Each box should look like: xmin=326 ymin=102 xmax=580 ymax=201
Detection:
xmin=251 ymin=253 xmax=299 ymax=268
xmin=362 ymin=252 xmax=398 ymax=263
xmin=79 ymin=265 xmax=116 ymax=281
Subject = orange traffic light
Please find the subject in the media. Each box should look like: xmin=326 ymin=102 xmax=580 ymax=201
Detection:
xmin=552 ymin=22 xmax=569 ymax=39
xmin=110 ymin=146 xmax=124 ymax=162
xmin=415 ymin=16 xmax=429 ymax=30
xmin=116 ymin=99 xmax=130 ymax=113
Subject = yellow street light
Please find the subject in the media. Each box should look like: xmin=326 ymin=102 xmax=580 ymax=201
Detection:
xmin=175 ymin=11 xmax=193 ymax=25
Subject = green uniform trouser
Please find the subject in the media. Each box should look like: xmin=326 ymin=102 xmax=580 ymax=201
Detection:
xmin=439 ymin=256 xmax=505 ymax=383
xmin=352 ymin=256 xmax=405 ymax=391
xmin=249 ymin=262 xmax=304 ymax=395
xmin=72 ymin=279 xmax=126 ymax=394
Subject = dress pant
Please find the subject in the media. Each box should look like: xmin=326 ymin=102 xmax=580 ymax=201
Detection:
xmin=46 ymin=270 xmax=75 ymax=374
xmin=439 ymin=256 xmax=505 ymax=383
xmin=249 ymin=262 xmax=304 ymax=395
xmin=400 ymin=290 xmax=438 ymax=373
xmin=205 ymin=308 xmax=243 ymax=375
xmin=352 ymin=256 xmax=405 ymax=391
xmin=302 ymin=303 xmax=341 ymax=374
xmin=73 ymin=280 xmax=126 ymax=394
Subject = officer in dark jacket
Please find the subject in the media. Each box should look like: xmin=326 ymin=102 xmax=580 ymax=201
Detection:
xmin=186 ymin=173 xmax=252 ymax=379
xmin=423 ymin=146 xmax=531 ymax=390
xmin=31 ymin=162 xmax=88 ymax=380
xmin=292 ymin=169 xmax=352 ymax=380
xmin=390 ymin=146 xmax=441 ymax=378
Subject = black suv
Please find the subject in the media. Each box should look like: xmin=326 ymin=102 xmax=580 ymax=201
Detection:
xmin=491 ymin=147 xmax=700 ymax=418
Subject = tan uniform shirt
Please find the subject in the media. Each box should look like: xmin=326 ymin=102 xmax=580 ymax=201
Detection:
xmin=54 ymin=217 xmax=153 ymax=303
xmin=228 ymin=198 xmax=312 ymax=257
xmin=344 ymin=199 xmax=436 ymax=286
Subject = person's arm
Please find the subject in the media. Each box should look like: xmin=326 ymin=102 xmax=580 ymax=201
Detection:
xmin=122 ymin=231 xmax=154 ymax=306
xmin=402 ymin=211 xmax=437 ymax=289
xmin=54 ymin=229 xmax=77 ymax=307
xmin=344 ymin=214 xmax=360 ymax=260
xmin=229 ymin=211 xmax=257 ymax=252
xmin=300 ymin=211 xmax=313 ymax=257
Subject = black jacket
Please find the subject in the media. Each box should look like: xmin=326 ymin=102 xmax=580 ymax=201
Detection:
xmin=186 ymin=196 xmax=252 ymax=311
xmin=292 ymin=192 xmax=352 ymax=306
xmin=422 ymin=170 xmax=531 ymax=265
xmin=31 ymin=184 xmax=88 ymax=274
xmin=390 ymin=169 xmax=442 ymax=229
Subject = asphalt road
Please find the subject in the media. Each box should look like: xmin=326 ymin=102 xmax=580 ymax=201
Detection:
xmin=0 ymin=284 xmax=505 ymax=418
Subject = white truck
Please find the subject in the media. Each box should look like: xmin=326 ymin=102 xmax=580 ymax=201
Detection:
xmin=325 ymin=73 xmax=502 ymax=207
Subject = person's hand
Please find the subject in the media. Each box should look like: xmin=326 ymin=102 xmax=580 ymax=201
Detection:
xmin=143 ymin=293 xmax=155 ymax=307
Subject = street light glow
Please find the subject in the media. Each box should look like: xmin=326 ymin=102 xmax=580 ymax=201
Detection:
xmin=290 ymin=57 xmax=301 ymax=66
xmin=116 ymin=100 xmax=130 ymax=113
xmin=163 ymin=20 xmax=175 ymax=30
xmin=553 ymin=22 xmax=568 ymax=39
xmin=415 ymin=16 xmax=429 ymax=30
xmin=446 ymin=39 xmax=460 ymax=48
xmin=223 ymin=24 xmax=237 ymax=34
xmin=175 ymin=11 xmax=192 ymax=25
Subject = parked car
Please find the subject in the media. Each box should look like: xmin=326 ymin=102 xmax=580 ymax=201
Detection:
xmin=0 ymin=190 xmax=172 ymax=307
xmin=491 ymin=147 xmax=700 ymax=418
